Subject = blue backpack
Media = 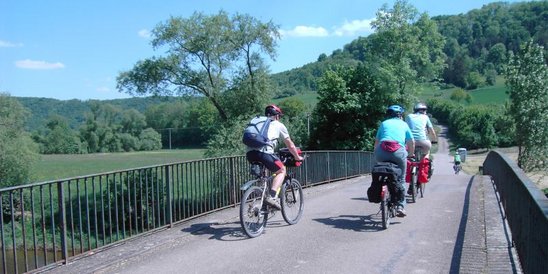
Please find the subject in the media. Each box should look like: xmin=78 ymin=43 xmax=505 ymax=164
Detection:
xmin=242 ymin=116 xmax=272 ymax=149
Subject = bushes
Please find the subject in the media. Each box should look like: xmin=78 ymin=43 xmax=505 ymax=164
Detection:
xmin=427 ymin=98 xmax=515 ymax=149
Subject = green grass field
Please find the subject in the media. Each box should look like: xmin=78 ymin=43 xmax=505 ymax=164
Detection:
xmin=30 ymin=149 xmax=205 ymax=183
xmin=274 ymin=91 xmax=319 ymax=107
xmin=418 ymin=76 xmax=509 ymax=105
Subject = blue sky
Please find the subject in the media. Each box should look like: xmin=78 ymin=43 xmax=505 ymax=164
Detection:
xmin=0 ymin=0 xmax=526 ymax=101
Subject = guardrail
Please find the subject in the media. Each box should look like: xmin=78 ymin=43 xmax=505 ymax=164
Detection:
xmin=482 ymin=150 xmax=548 ymax=274
xmin=0 ymin=150 xmax=373 ymax=273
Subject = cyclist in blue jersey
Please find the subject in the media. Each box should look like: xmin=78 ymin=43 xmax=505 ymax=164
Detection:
xmin=374 ymin=105 xmax=415 ymax=217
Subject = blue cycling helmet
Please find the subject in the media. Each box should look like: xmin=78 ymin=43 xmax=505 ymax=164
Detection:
xmin=386 ymin=105 xmax=404 ymax=117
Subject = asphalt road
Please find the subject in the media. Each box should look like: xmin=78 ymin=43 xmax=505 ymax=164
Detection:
xmin=51 ymin=127 xmax=478 ymax=274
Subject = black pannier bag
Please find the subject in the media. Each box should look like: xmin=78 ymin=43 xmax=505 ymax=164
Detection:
xmin=367 ymin=162 xmax=402 ymax=203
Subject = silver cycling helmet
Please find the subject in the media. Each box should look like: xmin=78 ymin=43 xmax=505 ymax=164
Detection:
xmin=414 ymin=102 xmax=427 ymax=113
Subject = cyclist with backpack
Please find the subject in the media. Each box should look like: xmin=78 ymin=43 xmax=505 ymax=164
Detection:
xmin=374 ymin=105 xmax=415 ymax=217
xmin=243 ymin=104 xmax=304 ymax=210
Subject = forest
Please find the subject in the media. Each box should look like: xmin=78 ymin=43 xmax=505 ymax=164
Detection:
xmin=1 ymin=1 xmax=547 ymax=188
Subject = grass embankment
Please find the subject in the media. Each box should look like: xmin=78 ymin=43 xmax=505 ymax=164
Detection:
xmin=457 ymin=147 xmax=547 ymax=195
xmin=30 ymin=149 xmax=206 ymax=183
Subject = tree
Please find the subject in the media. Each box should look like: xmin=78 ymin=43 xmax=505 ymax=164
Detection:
xmin=465 ymin=71 xmax=486 ymax=90
xmin=117 ymin=11 xmax=280 ymax=122
xmin=487 ymin=43 xmax=508 ymax=73
xmin=0 ymin=93 xmax=39 ymax=188
xmin=310 ymin=64 xmax=391 ymax=150
xmin=367 ymin=0 xmax=446 ymax=105
xmin=139 ymin=128 xmax=162 ymax=151
xmin=38 ymin=115 xmax=83 ymax=154
xmin=449 ymin=88 xmax=472 ymax=104
xmin=505 ymin=40 xmax=548 ymax=171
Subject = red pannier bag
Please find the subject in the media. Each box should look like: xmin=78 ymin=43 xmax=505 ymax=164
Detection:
xmin=406 ymin=158 xmax=430 ymax=183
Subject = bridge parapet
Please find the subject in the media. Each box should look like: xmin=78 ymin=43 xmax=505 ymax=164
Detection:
xmin=483 ymin=150 xmax=548 ymax=274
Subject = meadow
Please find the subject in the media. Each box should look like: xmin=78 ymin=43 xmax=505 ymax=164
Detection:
xmin=418 ymin=77 xmax=509 ymax=105
xmin=30 ymin=149 xmax=206 ymax=183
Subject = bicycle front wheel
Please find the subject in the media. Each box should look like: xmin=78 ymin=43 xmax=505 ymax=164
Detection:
xmin=240 ymin=186 xmax=268 ymax=238
xmin=410 ymin=169 xmax=418 ymax=203
xmin=281 ymin=179 xmax=304 ymax=225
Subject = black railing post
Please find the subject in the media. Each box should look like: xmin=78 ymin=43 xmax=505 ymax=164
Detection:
xmin=57 ymin=182 xmax=68 ymax=265
xmin=344 ymin=152 xmax=348 ymax=179
xmin=327 ymin=151 xmax=331 ymax=183
xmin=165 ymin=166 xmax=173 ymax=228
xmin=230 ymin=157 xmax=237 ymax=206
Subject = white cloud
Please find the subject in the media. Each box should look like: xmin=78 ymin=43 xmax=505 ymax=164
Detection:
xmin=15 ymin=59 xmax=65 ymax=70
xmin=281 ymin=18 xmax=374 ymax=38
xmin=96 ymin=86 xmax=110 ymax=93
xmin=0 ymin=40 xmax=23 ymax=47
xmin=280 ymin=26 xmax=329 ymax=37
xmin=138 ymin=29 xmax=151 ymax=39
xmin=333 ymin=19 xmax=374 ymax=36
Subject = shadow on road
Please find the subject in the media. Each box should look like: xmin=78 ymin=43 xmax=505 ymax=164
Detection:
xmin=313 ymin=214 xmax=401 ymax=232
xmin=449 ymin=176 xmax=473 ymax=272
xmin=180 ymin=221 xmax=248 ymax=241
xmin=180 ymin=213 xmax=295 ymax=241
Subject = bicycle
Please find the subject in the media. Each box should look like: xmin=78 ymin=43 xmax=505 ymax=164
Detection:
xmin=453 ymin=163 xmax=462 ymax=174
xmin=380 ymin=177 xmax=397 ymax=229
xmin=407 ymin=147 xmax=427 ymax=202
xmin=369 ymin=162 xmax=400 ymax=229
xmin=239 ymin=151 xmax=304 ymax=238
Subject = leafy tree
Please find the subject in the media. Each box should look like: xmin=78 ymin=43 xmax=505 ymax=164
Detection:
xmin=116 ymin=11 xmax=280 ymax=122
xmin=121 ymin=109 xmax=146 ymax=136
xmin=505 ymin=40 xmax=548 ymax=171
xmin=487 ymin=43 xmax=508 ymax=73
xmin=449 ymin=105 xmax=498 ymax=149
xmin=367 ymin=0 xmax=446 ymax=105
xmin=37 ymin=115 xmax=83 ymax=154
xmin=145 ymin=100 xmax=188 ymax=131
xmin=317 ymin=53 xmax=327 ymax=62
xmin=204 ymin=117 xmax=247 ymax=157
xmin=278 ymin=98 xmax=310 ymax=148
xmin=310 ymin=64 xmax=390 ymax=150
xmin=465 ymin=71 xmax=486 ymax=90
xmin=449 ymin=88 xmax=472 ymax=104
xmin=485 ymin=69 xmax=497 ymax=85
xmin=80 ymin=102 xmax=161 ymax=152
xmin=139 ymin=128 xmax=162 ymax=151
xmin=0 ymin=93 xmax=39 ymax=188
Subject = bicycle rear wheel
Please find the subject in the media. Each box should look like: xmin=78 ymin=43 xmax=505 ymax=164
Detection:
xmin=381 ymin=186 xmax=390 ymax=229
xmin=240 ymin=186 xmax=268 ymax=238
xmin=281 ymin=179 xmax=304 ymax=225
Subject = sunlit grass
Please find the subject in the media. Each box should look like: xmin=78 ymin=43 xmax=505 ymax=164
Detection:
xmin=419 ymin=76 xmax=509 ymax=106
xmin=30 ymin=149 xmax=206 ymax=183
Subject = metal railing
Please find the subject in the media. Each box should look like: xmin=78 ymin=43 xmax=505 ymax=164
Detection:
xmin=0 ymin=150 xmax=373 ymax=273
xmin=482 ymin=150 xmax=548 ymax=274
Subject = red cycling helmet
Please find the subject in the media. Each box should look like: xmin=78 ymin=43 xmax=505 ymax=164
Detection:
xmin=265 ymin=104 xmax=283 ymax=117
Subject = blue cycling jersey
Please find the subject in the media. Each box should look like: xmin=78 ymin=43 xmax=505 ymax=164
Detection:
xmin=376 ymin=117 xmax=413 ymax=147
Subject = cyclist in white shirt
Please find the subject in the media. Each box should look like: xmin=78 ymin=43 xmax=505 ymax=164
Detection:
xmin=405 ymin=102 xmax=436 ymax=160
xmin=245 ymin=104 xmax=303 ymax=210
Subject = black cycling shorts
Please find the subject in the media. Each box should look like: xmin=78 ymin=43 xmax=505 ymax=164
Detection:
xmin=246 ymin=150 xmax=284 ymax=173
